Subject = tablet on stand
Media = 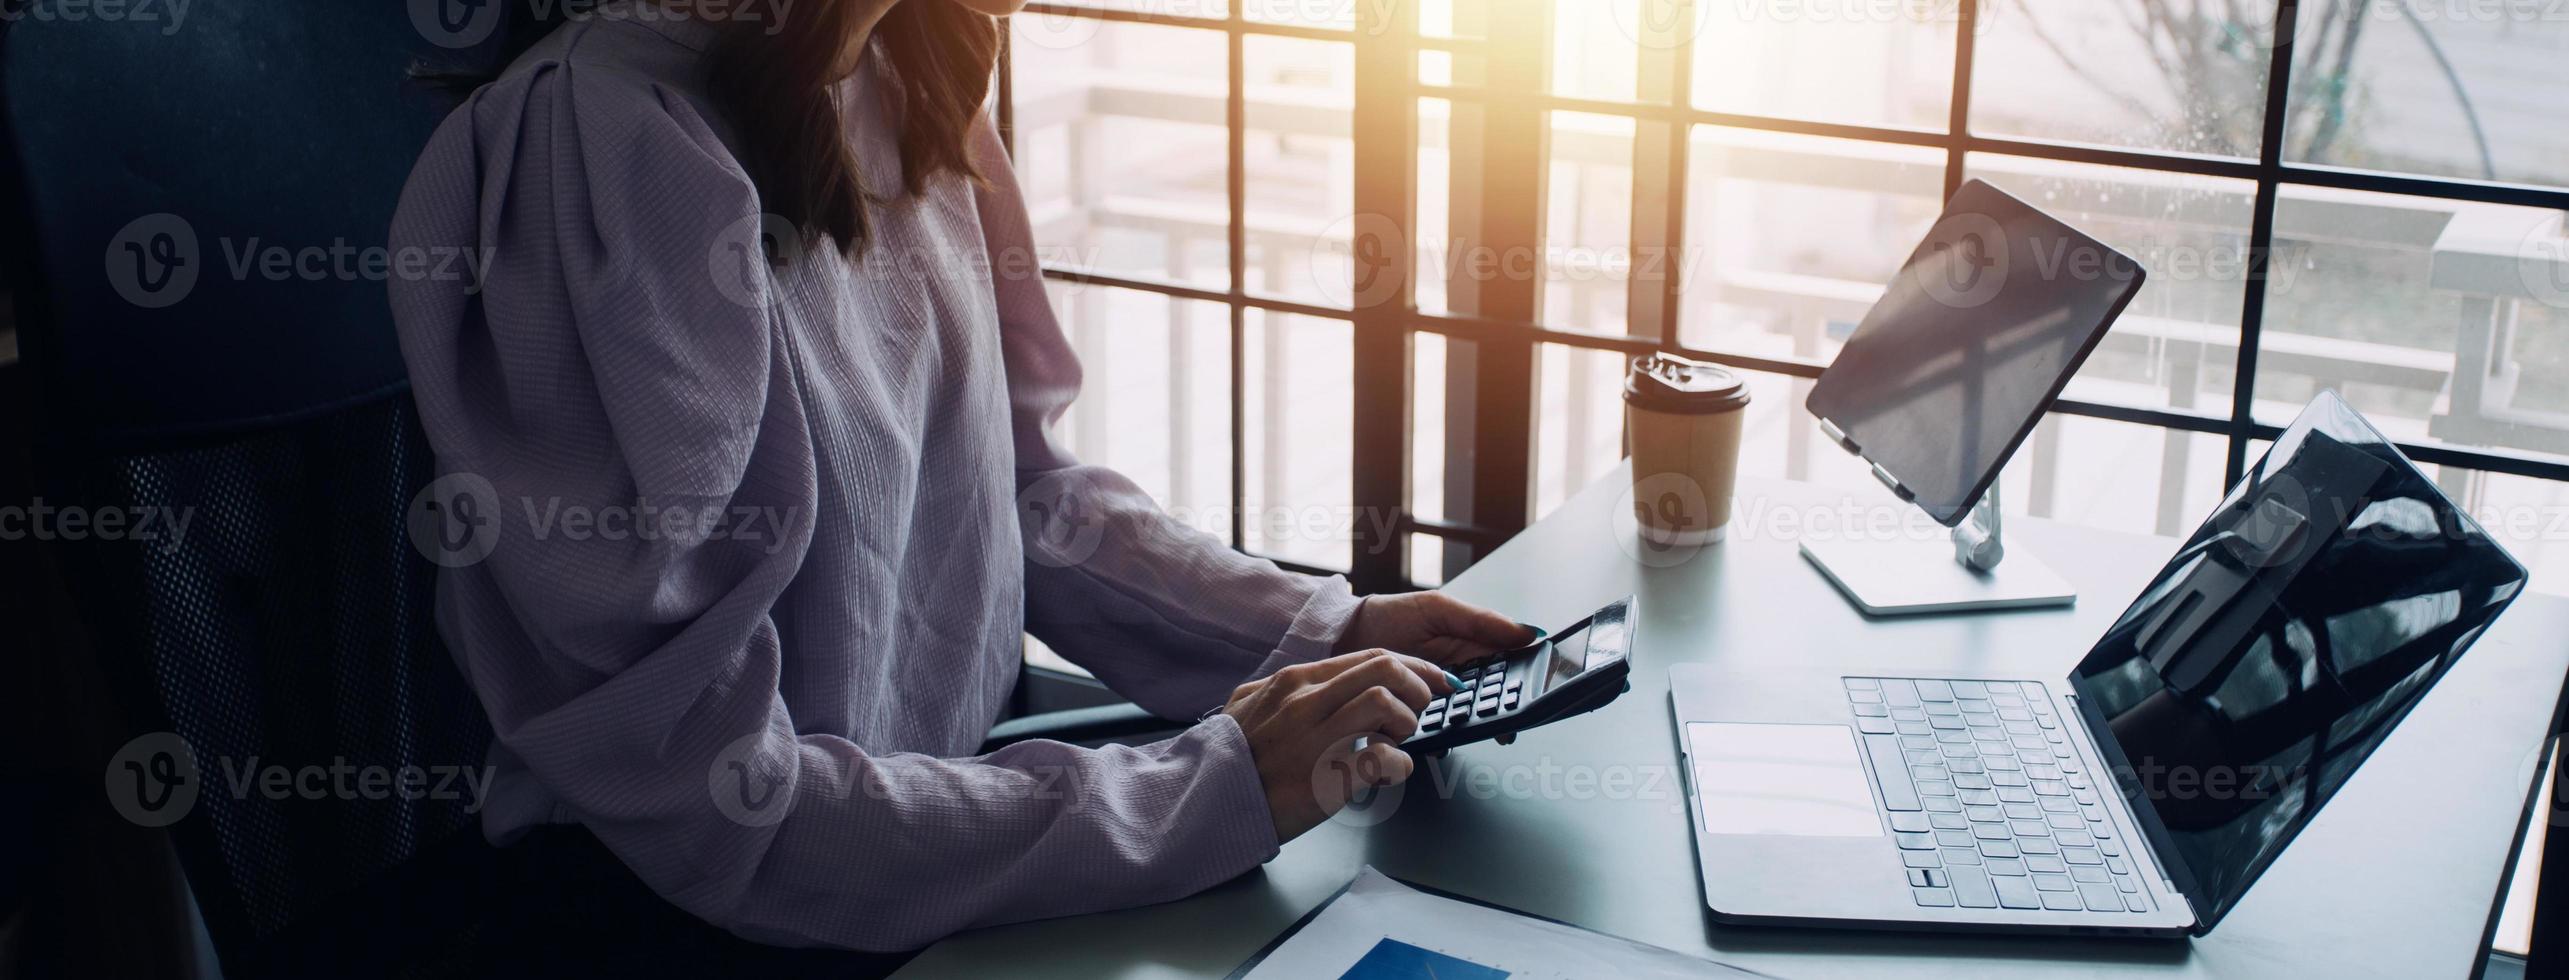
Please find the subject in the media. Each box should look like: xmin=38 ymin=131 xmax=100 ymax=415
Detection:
xmin=1799 ymin=179 xmax=2147 ymax=616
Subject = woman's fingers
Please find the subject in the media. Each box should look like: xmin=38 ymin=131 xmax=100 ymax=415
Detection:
xmin=1426 ymin=591 xmax=1540 ymax=648
xmin=1301 ymin=650 xmax=1445 ymax=717
xmin=1354 ymin=738 xmax=1414 ymax=785
xmin=1320 ymin=685 xmax=1421 ymax=745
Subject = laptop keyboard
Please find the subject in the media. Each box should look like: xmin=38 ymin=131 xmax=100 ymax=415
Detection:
xmin=1842 ymin=677 xmax=2150 ymax=914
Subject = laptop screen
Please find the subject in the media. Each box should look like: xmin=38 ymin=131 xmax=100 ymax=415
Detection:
xmin=2067 ymin=392 xmax=2526 ymax=930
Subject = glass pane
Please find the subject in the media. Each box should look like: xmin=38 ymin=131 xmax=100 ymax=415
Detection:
xmin=1046 ymin=284 xmax=1235 ymax=522
xmin=1543 ymin=111 xmax=1643 ymax=338
xmin=1421 ymin=0 xmax=1481 ymax=39
xmin=1993 ymin=414 xmax=2228 ymax=539
xmin=2494 ymin=751 xmax=2555 ymax=956
xmin=1246 ymin=0 xmax=1349 ymax=30
xmin=2458 ymin=469 xmax=2569 ymax=598
xmin=1408 ymin=533 xmax=1452 ymax=587
xmin=1009 ymin=20 xmax=1230 ymax=290
xmin=1972 ymin=0 xmax=2276 ymax=158
xmin=1552 ymin=0 xmax=1641 ymax=102
xmin=1966 ymin=155 xmax=2257 ymax=415
xmin=1243 ymin=311 xmax=1354 ymax=570
xmin=1534 ymin=343 xmax=1631 ymax=518
xmin=1033 ymin=0 xmax=1226 ymax=15
xmin=1420 ymin=49 xmax=1454 ymax=86
xmin=1418 ymin=97 xmax=1457 ymax=315
xmin=1244 ymin=36 xmax=1357 ymax=307
xmin=1677 ymin=127 xmax=1946 ymax=360
xmin=2256 ymin=188 xmax=2569 ymax=468
xmin=1689 ymin=0 xmax=1958 ymax=130
xmin=1723 ymin=374 xmax=2226 ymax=542
xmin=1412 ymin=331 xmax=1452 ymax=523
xmin=2285 ymin=5 xmax=2569 ymax=187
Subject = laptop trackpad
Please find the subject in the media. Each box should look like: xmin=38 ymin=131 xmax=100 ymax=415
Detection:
xmin=1686 ymin=722 xmax=1882 ymax=837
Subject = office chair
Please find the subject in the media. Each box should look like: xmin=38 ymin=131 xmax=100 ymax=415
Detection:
xmin=2 ymin=4 xmax=1179 ymax=974
xmin=3 ymin=4 xmax=505 ymax=976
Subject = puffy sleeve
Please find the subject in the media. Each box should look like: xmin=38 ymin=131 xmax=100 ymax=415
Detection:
xmin=969 ymin=117 xmax=1368 ymax=719
xmin=387 ymin=63 xmax=1282 ymax=952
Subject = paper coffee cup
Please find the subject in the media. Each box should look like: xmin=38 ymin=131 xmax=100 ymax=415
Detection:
xmin=1624 ymin=353 xmax=1750 ymax=545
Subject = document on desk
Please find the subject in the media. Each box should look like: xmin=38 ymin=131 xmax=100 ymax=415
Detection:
xmin=1229 ymin=867 xmax=1773 ymax=980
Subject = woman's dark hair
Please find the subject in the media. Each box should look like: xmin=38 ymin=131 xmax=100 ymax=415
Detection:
xmin=416 ymin=1 xmax=999 ymax=259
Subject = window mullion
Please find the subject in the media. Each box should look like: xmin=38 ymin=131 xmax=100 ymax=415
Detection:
xmin=1348 ymin=0 xmax=1418 ymax=592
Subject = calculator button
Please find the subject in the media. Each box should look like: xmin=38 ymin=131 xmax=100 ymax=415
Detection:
xmin=1476 ymin=697 xmax=1501 ymax=717
xmin=1502 ymin=691 xmax=1521 ymax=710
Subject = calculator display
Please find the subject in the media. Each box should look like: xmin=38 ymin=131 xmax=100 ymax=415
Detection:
xmin=1544 ymin=628 xmax=1592 ymax=687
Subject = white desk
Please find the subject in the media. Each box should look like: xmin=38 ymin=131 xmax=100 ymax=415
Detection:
xmin=898 ymin=468 xmax=2569 ymax=979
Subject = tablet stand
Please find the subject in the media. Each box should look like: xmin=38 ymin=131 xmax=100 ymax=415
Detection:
xmin=1798 ymin=483 xmax=2076 ymax=616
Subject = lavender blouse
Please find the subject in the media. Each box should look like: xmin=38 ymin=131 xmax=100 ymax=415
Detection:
xmin=386 ymin=10 xmax=1361 ymax=951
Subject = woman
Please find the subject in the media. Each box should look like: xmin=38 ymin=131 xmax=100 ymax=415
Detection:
xmin=388 ymin=0 xmax=1533 ymax=957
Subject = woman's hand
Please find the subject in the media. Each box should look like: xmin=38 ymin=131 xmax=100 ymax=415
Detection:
xmin=1223 ymin=650 xmax=1461 ymax=843
xmin=1334 ymin=591 xmax=1538 ymax=667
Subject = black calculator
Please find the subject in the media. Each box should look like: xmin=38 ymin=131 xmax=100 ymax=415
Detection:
xmin=1402 ymin=595 xmax=1636 ymax=754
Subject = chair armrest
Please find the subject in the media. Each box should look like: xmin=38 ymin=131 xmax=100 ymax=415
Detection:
xmin=980 ymin=702 xmax=1187 ymax=753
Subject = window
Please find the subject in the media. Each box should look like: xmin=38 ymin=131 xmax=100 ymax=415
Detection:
xmin=1001 ymin=2 xmax=2567 ymax=948
xmin=1000 ymin=0 xmax=2569 ymax=606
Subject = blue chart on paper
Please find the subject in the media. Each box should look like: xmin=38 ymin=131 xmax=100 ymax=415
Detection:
xmin=1338 ymin=938 xmax=1510 ymax=980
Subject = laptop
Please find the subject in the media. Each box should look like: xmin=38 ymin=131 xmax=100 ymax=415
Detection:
xmin=1669 ymin=391 xmax=2528 ymax=936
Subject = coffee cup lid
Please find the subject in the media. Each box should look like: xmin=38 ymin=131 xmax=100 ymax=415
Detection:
xmin=1625 ymin=352 xmax=1750 ymax=415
